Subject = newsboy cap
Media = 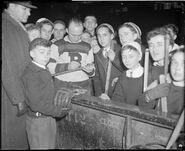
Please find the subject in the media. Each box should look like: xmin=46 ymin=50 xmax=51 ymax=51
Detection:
xmin=9 ymin=1 xmax=37 ymax=9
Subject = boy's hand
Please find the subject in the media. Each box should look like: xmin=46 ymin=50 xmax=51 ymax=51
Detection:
xmin=146 ymin=80 xmax=158 ymax=91
xmin=54 ymin=88 xmax=73 ymax=108
xmin=58 ymin=107 xmax=71 ymax=118
xmin=16 ymin=101 xmax=28 ymax=117
xmin=82 ymin=63 xmax=94 ymax=73
xmin=68 ymin=61 xmax=81 ymax=70
xmin=146 ymin=83 xmax=170 ymax=101
xmin=107 ymin=49 xmax=115 ymax=61
xmin=99 ymin=93 xmax=110 ymax=101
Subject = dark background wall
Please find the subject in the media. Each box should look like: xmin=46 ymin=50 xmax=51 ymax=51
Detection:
xmin=2 ymin=1 xmax=184 ymax=47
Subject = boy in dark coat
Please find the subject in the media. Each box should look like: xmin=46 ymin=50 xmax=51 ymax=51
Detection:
xmin=93 ymin=23 xmax=125 ymax=100
xmin=112 ymin=42 xmax=143 ymax=105
xmin=139 ymin=48 xmax=184 ymax=115
xmin=21 ymin=38 xmax=71 ymax=149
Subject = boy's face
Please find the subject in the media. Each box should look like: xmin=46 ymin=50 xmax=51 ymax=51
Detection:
xmin=81 ymin=32 xmax=91 ymax=43
xmin=148 ymin=35 xmax=172 ymax=62
xmin=28 ymin=29 xmax=40 ymax=41
xmin=121 ymin=49 xmax=141 ymax=70
xmin=170 ymin=52 xmax=184 ymax=82
xmin=53 ymin=23 xmax=66 ymax=40
xmin=84 ymin=19 xmax=97 ymax=32
xmin=67 ymin=23 xmax=83 ymax=43
xmin=118 ymin=27 xmax=137 ymax=45
xmin=30 ymin=46 xmax=51 ymax=66
xmin=97 ymin=27 xmax=113 ymax=48
xmin=40 ymin=24 xmax=53 ymax=40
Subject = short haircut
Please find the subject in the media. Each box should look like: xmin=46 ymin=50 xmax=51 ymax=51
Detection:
xmin=29 ymin=38 xmax=52 ymax=52
xmin=84 ymin=15 xmax=97 ymax=23
xmin=164 ymin=24 xmax=179 ymax=35
xmin=146 ymin=27 xmax=174 ymax=46
xmin=54 ymin=20 xmax=66 ymax=28
xmin=26 ymin=24 xmax=40 ymax=32
xmin=37 ymin=19 xmax=54 ymax=30
xmin=68 ymin=17 xmax=83 ymax=29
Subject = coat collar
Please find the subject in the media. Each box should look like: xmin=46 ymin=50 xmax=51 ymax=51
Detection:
xmin=28 ymin=61 xmax=46 ymax=72
xmin=3 ymin=10 xmax=27 ymax=31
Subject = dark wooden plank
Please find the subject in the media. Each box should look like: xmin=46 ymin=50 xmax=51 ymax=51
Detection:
xmin=56 ymin=94 xmax=178 ymax=149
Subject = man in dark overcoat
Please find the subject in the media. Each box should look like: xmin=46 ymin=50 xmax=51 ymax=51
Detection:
xmin=2 ymin=1 xmax=37 ymax=149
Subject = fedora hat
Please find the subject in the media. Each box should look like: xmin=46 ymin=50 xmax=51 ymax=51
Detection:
xmin=9 ymin=1 xmax=37 ymax=9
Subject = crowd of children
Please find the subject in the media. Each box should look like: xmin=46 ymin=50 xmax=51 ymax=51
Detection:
xmin=22 ymin=15 xmax=184 ymax=149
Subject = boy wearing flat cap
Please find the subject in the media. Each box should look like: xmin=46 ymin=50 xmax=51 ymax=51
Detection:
xmin=2 ymin=1 xmax=37 ymax=149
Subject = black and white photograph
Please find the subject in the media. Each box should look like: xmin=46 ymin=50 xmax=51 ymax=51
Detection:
xmin=1 ymin=0 xmax=184 ymax=149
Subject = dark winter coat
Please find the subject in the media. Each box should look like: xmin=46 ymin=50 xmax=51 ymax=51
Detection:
xmin=2 ymin=10 xmax=31 ymax=149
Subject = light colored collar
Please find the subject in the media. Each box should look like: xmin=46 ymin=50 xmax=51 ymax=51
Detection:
xmin=126 ymin=64 xmax=143 ymax=78
xmin=172 ymin=81 xmax=184 ymax=87
xmin=153 ymin=60 xmax=164 ymax=66
xmin=32 ymin=61 xmax=46 ymax=69
xmin=64 ymin=35 xmax=81 ymax=43
xmin=153 ymin=62 xmax=160 ymax=66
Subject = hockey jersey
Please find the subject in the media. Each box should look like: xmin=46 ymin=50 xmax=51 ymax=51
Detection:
xmin=47 ymin=38 xmax=94 ymax=82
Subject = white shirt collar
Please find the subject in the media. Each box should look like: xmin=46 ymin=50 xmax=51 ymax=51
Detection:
xmin=172 ymin=81 xmax=184 ymax=87
xmin=32 ymin=61 xmax=46 ymax=69
xmin=126 ymin=64 xmax=143 ymax=78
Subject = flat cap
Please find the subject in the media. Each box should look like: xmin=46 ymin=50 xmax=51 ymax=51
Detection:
xmin=9 ymin=1 xmax=37 ymax=9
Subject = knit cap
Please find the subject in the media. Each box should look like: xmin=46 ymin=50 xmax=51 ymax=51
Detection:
xmin=122 ymin=41 xmax=142 ymax=57
xmin=96 ymin=23 xmax=115 ymax=35
xmin=124 ymin=22 xmax=142 ymax=38
xmin=36 ymin=18 xmax=53 ymax=25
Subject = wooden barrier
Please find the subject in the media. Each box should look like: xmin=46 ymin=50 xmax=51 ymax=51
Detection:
xmin=56 ymin=94 xmax=178 ymax=149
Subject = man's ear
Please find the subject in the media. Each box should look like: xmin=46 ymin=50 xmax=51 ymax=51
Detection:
xmin=66 ymin=28 xmax=69 ymax=34
xmin=111 ymin=34 xmax=114 ymax=40
xmin=173 ymin=35 xmax=177 ymax=40
xmin=139 ymin=54 xmax=142 ymax=61
xmin=133 ymin=33 xmax=137 ymax=40
xmin=83 ymin=23 xmax=86 ymax=28
xmin=51 ymin=29 xmax=54 ymax=34
xmin=95 ymin=23 xmax=97 ymax=28
xmin=30 ymin=50 xmax=34 ymax=58
xmin=169 ymin=45 xmax=173 ymax=52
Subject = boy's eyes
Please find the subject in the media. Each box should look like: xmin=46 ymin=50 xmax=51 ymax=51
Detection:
xmin=122 ymin=55 xmax=134 ymax=59
xmin=149 ymin=43 xmax=164 ymax=48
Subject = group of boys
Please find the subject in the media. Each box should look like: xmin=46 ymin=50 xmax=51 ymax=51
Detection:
xmin=21 ymin=12 xmax=185 ymax=150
